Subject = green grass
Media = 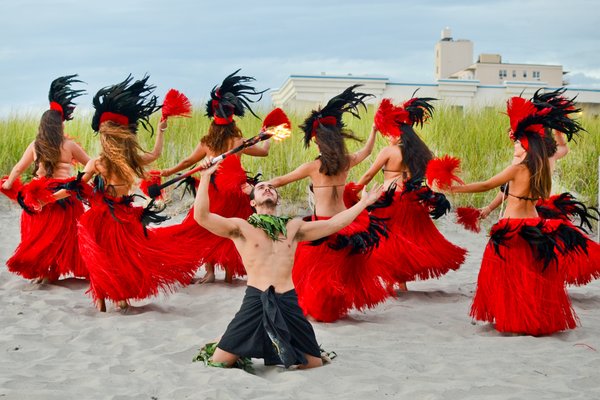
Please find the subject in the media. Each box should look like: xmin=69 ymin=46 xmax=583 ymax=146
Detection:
xmin=1 ymin=107 xmax=598 ymax=209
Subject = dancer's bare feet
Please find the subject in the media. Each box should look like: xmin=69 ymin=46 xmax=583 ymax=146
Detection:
xmin=34 ymin=277 xmax=51 ymax=284
xmin=199 ymin=272 xmax=215 ymax=284
xmin=97 ymin=298 xmax=106 ymax=312
xmin=224 ymin=271 xmax=233 ymax=284
xmin=397 ymin=282 xmax=408 ymax=292
xmin=198 ymin=263 xmax=216 ymax=284
xmin=118 ymin=300 xmax=128 ymax=310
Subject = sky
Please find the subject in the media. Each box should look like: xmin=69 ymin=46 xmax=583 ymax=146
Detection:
xmin=1 ymin=0 xmax=598 ymax=117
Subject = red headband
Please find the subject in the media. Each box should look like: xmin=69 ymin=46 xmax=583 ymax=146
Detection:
xmin=311 ymin=116 xmax=337 ymax=137
xmin=99 ymin=112 xmax=129 ymax=127
xmin=212 ymin=99 xmax=234 ymax=125
xmin=49 ymin=101 xmax=64 ymax=119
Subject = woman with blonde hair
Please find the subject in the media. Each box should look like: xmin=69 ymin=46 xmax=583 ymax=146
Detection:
xmin=75 ymin=75 xmax=198 ymax=312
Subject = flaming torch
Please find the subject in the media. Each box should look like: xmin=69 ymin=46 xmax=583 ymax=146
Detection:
xmin=146 ymin=108 xmax=291 ymax=199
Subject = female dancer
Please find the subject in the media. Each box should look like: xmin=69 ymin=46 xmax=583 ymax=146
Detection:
xmin=74 ymin=75 xmax=198 ymax=311
xmin=1 ymin=75 xmax=90 ymax=283
xmin=356 ymin=97 xmax=466 ymax=289
xmin=449 ymin=95 xmax=594 ymax=335
xmin=478 ymin=89 xmax=599 ymax=286
xmin=266 ymin=85 xmax=394 ymax=322
xmin=159 ymin=70 xmax=270 ymax=283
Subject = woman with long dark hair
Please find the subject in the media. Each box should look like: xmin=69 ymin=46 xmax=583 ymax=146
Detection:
xmin=159 ymin=70 xmax=270 ymax=284
xmin=265 ymin=85 xmax=396 ymax=322
xmin=449 ymin=96 xmax=596 ymax=335
xmin=477 ymin=89 xmax=599 ymax=286
xmin=1 ymin=75 xmax=90 ymax=283
xmin=356 ymin=97 xmax=466 ymax=290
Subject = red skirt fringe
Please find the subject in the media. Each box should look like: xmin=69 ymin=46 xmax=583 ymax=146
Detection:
xmin=373 ymin=191 xmax=466 ymax=283
xmin=156 ymin=155 xmax=252 ymax=278
xmin=6 ymin=177 xmax=88 ymax=281
xmin=79 ymin=194 xmax=200 ymax=303
xmin=470 ymin=218 xmax=578 ymax=335
xmin=293 ymin=212 xmax=392 ymax=322
xmin=560 ymin=221 xmax=600 ymax=286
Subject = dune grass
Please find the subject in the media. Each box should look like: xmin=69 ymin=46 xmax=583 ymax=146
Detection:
xmin=1 ymin=106 xmax=598 ymax=210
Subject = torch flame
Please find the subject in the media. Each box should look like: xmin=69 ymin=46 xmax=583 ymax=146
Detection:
xmin=265 ymin=123 xmax=292 ymax=141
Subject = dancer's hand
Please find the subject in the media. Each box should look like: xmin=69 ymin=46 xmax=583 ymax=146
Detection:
xmin=2 ymin=180 xmax=11 ymax=190
xmin=158 ymin=119 xmax=168 ymax=133
xmin=199 ymin=158 xmax=221 ymax=177
xmin=159 ymin=169 xmax=171 ymax=177
xmin=360 ymin=183 xmax=384 ymax=207
xmin=479 ymin=206 xmax=492 ymax=219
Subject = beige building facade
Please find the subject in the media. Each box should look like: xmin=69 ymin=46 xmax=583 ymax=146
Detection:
xmin=271 ymin=75 xmax=600 ymax=116
xmin=271 ymin=28 xmax=600 ymax=115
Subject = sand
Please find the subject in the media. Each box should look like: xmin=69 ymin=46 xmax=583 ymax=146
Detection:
xmin=1 ymin=196 xmax=599 ymax=400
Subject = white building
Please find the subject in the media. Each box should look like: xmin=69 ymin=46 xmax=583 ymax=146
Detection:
xmin=271 ymin=29 xmax=600 ymax=115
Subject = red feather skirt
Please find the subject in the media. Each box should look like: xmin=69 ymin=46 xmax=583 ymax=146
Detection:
xmin=470 ymin=218 xmax=579 ymax=335
xmin=157 ymin=155 xmax=252 ymax=278
xmin=7 ymin=177 xmax=88 ymax=281
xmin=372 ymin=191 xmax=466 ymax=283
xmin=535 ymin=195 xmax=600 ymax=286
xmin=79 ymin=192 xmax=199 ymax=304
xmin=559 ymin=221 xmax=600 ymax=286
xmin=293 ymin=211 xmax=393 ymax=322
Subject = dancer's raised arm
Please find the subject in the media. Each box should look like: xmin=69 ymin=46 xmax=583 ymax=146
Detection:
xmin=267 ymin=161 xmax=314 ymax=188
xmin=349 ymin=124 xmax=377 ymax=167
xmin=141 ymin=119 xmax=167 ymax=165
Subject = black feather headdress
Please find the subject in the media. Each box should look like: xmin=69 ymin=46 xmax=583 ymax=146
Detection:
xmin=91 ymin=75 xmax=161 ymax=134
xmin=530 ymin=88 xmax=585 ymax=141
xmin=300 ymin=84 xmax=373 ymax=147
xmin=400 ymin=90 xmax=436 ymax=128
xmin=205 ymin=69 xmax=267 ymax=125
xmin=48 ymin=74 xmax=85 ymax=121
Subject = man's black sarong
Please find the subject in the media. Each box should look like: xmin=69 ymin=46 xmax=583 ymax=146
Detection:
xmin=218 ymin=285 xmax=321 ymax=368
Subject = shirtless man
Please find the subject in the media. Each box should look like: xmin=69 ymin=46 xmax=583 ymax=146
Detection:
xmin=194 ymin=160 xmax=384 ymax=369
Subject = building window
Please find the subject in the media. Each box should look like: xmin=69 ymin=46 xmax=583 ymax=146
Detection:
xmin=512 ymin=70 xmax=516 ymax=78
xmin=499 ymin=69 xmax=507 ymax=79
xmin=523 ymin=70 xmax=528 ymax=78
xmin=533 ymin=71 xmax=540 ymax=79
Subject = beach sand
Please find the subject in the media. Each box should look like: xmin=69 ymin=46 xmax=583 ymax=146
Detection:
xmin=1 ymin=196 xmax=599 ymax=400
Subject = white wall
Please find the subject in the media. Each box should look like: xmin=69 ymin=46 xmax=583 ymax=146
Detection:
xmin=271 ymin=76 xmax=600 ymax=116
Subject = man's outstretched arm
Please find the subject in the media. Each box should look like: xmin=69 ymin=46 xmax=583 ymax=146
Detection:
xmin=193 ymin=161 xmax=243 ymax=239
xmin=295 ymin=184 xmax=384 ymax=242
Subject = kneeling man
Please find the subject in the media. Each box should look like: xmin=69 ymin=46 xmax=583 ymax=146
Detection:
xmin=194 ymin=160 xmax=383 ymax=369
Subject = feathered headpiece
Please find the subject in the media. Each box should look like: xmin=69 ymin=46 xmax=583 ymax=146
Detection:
xmin=530 ymin=88 xmax=584 ymax=141
xmin=91 ymin=75 xmax=161 ymax=134
xmin=374 ymin=93 xmax=436 ymax=138
xmin=506 ymin=96 xmax=555 ymax=151
xmin=300 ymin=84 xmax=373 ymax=147
xmin=205 ymin=69 xmax=267 ymax=125
xmin=48 ymin=74 xmax=85 ymax=121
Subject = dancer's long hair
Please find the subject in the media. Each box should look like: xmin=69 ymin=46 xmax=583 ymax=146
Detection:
xmin=399 ymin=124 xmax=434 ymax=179
xmin=543 ymin=128 xmax=558 ymax=157
xmin=521 ymin=134 xmax=552 ymax=200
xmin=315 ymin=126 xmax=360 ymax=176
xmin=98 ymin=121 xmax=146 ymax=187
xmin=33 ymin=110 xmax=65 ymax=177
xmin=201 ymin=121 xmax=243 ymax=154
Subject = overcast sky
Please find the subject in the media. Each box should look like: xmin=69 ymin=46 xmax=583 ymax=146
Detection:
xmin=1 ymin=0 xmax=598 ymax=117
